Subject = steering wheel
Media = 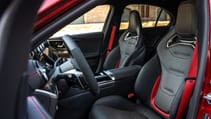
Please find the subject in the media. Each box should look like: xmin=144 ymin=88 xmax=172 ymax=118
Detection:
xmin=62 ymin=35 xmax=100 ymax=95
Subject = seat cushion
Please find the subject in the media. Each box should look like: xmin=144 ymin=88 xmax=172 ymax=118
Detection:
xmin=89 ymin=96 xmax=162 ymax=119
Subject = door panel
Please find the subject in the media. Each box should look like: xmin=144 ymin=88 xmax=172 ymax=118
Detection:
xmin=48 ymin=32 xmax=103 ymax=71
xmin=71 ymin=32 xmax=103 ymax=71
xmin=71 ymin=32 xmax=103 ymax=58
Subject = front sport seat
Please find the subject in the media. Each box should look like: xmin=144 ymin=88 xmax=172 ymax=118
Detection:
xmin=103 ymin=10 xmax=146 ymax=70
xmin=90 ymin=1 xmax=197 ymax=119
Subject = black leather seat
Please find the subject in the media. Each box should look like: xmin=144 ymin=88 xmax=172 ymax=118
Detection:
xmin=90 ymin=1 xmax=196 ymax=119
xmin=103 ymin=10 xmax=146 ymax=70
xmin=90 ymin=96 xmax=161 ymax=119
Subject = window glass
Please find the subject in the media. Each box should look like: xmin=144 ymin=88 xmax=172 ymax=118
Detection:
xmin=120 ymin=5 xmax=171 ymax=29
xmin=52 ymin=5 xmax=110 ymax=37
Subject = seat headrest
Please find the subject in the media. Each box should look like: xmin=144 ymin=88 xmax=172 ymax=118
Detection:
xmin=128 ymin=10 xmax=142 ymax=34
xmin=175 ymin=1 xmax=196 ymax=36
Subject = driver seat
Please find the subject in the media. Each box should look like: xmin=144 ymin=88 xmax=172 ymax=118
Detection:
xmin=103 ymin=10 xmax=146 ymax=70
xmin=90 ymin=1 xmax=197 ymax=119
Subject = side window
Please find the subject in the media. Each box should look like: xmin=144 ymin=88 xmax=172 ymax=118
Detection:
xmin=52 ymin=5 xmax=110 ymax=37
xmin=120 ymin=5 xmax=171 ymax=30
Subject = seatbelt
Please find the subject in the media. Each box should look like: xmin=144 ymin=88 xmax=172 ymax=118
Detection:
xmin=106 ymin=25 xmax=117 ymax=56
xmin=176 ymin=41 xmax=198 ymax=119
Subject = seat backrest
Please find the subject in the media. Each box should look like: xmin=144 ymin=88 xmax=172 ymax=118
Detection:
xmin=103 ymin=10 xmax=145 ymax=70
xmin=134 ymin=1 xmax=196 ymax=119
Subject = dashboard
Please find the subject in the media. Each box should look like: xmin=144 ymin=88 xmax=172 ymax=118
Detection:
xmin=27 ymin=40 xmax=87 ymax=94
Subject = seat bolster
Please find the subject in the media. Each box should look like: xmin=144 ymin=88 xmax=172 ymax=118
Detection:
xmin=135 ymin=55 xmax=161 ymax=106
xmin=127 ymin=44 xmax=146 ymax=66
xmin=103 ymin=46 xmax=120 ymax=70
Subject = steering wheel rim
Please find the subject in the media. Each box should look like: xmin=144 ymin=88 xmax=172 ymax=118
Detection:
xmin=62 ymin=35 xmax=100 ymax=95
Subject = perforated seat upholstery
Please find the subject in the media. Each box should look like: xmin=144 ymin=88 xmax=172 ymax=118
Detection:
xmin=90 ymin=1 xmax=196 ymax=119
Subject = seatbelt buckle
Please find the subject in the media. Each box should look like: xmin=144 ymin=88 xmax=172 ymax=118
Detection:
xmin=128 ymin=93 xmax=135 ymax=98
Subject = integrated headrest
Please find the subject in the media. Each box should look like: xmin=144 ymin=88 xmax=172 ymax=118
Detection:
xmin=128 ymin=10 xmax=142 ymax=34
xmin=175 ymin=1 xmax=196 ymax=36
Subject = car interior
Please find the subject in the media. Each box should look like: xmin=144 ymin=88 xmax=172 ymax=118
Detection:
xmin=0 ymin=0 xmax=209 ymax=119
xmin=28 ymin=0 xmax=201 ymax=119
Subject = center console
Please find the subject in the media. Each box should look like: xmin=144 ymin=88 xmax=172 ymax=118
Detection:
xmin=95 ymin=65 xmax=141 ymax=96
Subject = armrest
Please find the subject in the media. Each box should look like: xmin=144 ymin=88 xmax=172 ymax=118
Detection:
xmin=96 ymin=65 xmax=141 ymax=97
xmin=104 ymin=65 xmax=141 ymax=80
